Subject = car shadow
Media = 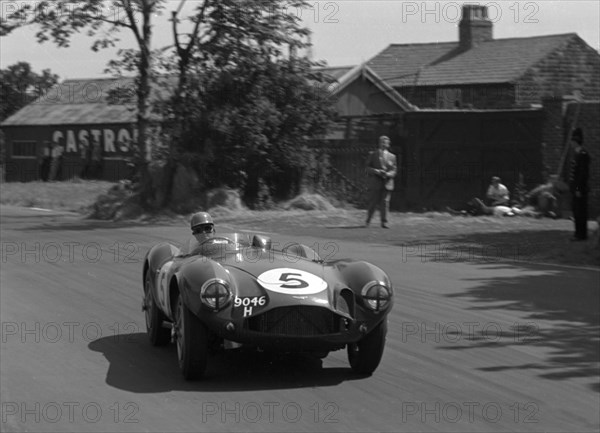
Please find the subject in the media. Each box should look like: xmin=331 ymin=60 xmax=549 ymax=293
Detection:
xmin=88 ymin=334 xmax=361 ymax=392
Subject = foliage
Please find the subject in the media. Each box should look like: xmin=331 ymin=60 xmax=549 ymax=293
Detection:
xmin=2 ymin=0 xmax=336 ymax=209
xmin=0 ymin=62 xmax=59 ymax=121
xmin=187 ymin=56 xmax=335 ymax=206
xmin=111 ymin=0 xmax=337 ymax=207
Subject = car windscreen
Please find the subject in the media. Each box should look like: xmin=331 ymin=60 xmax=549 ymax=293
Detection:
xmin=178 ymin=233 xmax=251 ymax=257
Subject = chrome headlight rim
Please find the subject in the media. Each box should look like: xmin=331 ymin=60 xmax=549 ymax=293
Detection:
xmin=200 ymin=278 xmax=232 ymax=311
xmin=361 ymin=281 xmax=392 ymax=312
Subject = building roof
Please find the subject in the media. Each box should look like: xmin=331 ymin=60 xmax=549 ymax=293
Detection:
xmin=314 ymin=64 xmax=417 ymax=112
xmin=332 ymin=64 xmax=417 ymax=111
xmin=367 ymin=42 xmax=458 ymax=87
xmin=368 ymin=33 xmax=579 ymax=87
xmin=1 ymin=76 xmax=174 ymax=126
xmin=313 ymin=65 xmax=354 ymax=81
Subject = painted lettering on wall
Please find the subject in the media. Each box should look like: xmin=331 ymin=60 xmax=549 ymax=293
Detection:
xmin=51 ymin=127 xmax=137 ymax=155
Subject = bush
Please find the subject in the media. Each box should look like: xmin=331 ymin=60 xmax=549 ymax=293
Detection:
xmin=285 ymin=193 xmax=335 ymax=211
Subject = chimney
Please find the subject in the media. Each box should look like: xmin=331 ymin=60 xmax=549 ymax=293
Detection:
xmin=459 ymin=4 xmax=493 ymax=50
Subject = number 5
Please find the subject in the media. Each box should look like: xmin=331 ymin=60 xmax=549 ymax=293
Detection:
xmin=279 ymin=273 xmax=309 ymax=289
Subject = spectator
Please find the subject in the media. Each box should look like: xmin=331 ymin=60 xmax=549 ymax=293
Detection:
xmin=48 ymin=142 xmax=64 ymax=181
xmin=485 ymin=176 xmax=510 ymax=206
xmin=365 ymin=135 xmax=397 ymax=229
xmin=80 ymin=141 xmax=91 ymax=179
xmin=458 ymin=198 xmax=518 ymax=217
xmin=524 ymin=176 xmax=565 ymax=219
xmin=568 ymin=127 xmax=591 ymax=241
xmin=39 ymin=142 xmax=51 ymax=181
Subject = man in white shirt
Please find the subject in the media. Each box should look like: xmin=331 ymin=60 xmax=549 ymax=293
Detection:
xmin=485 ymin=176 xmax=509 ymax=206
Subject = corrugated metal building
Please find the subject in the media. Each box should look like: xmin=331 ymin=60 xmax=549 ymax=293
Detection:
xmin=1 ymin=77 xmax=138 ymax=182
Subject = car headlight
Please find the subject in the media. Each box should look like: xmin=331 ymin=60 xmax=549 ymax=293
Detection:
xmin=200 ymin=278 xmax=232 ymax=311
xmin=361 ymin=281 xmax=392 ymax=311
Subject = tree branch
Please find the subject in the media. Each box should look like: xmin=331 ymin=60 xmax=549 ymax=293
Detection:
xmin=122 ymin=0 xmax=142 ymax=46
xmin=172 ymin=10 xmax=182 ymax=56
xmin=185 ymin=0 xmax=208 ymax=56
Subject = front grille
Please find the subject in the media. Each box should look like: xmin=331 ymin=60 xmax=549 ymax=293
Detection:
xmin=246 ymin=306 xmax=341 ymax=336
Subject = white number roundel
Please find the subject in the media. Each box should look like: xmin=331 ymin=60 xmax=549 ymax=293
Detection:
xmin=257 ymin=268 xmax=327 ymax=295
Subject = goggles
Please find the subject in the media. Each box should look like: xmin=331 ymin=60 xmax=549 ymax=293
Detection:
xmin=193 ymin=224 xmax=214 ymax=235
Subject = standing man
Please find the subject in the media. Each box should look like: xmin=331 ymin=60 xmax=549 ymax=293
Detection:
xmin=48 ymin=142 xmax=64 ymax=181
xmin=568 ymin=127 xmax=591 ymax=241
xmin=39 ymin=141 xmax=51 ymax=181
xmin=365 ymin=135 xmax=397 ymax=228
xmin=90 ymin=137 xmax=103 ymax=179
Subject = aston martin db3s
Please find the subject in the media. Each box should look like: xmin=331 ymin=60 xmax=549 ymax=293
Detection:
xmin=142 ymin=232 xmax=393 ymax=380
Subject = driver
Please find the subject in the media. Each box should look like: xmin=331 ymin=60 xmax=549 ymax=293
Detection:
xmin=190 ymin=212 xmax=215 ymax=240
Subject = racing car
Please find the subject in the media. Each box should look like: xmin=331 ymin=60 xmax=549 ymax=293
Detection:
xmin=142 ymin=229 xmax=393 ymax=380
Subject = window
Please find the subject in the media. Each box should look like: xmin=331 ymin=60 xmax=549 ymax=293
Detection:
xmin=11 ymin=141 xmax=37 ymax=159
xmin=436 ymin=88 xmax=462 ymax=109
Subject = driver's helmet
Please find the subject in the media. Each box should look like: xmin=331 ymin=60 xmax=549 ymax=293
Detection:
xmin=190 ymin=212 xmax=215 ymax=235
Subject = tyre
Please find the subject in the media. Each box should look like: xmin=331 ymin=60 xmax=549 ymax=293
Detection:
xmin=174 ymin=295 xmax=209 ymax=380
xmin=347 ymin=320 xmax=387 ymax=375
xmin=143 ymin=272 xmax=170 ymax=346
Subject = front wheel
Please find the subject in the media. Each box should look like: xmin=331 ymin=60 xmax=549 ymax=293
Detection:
xmin=347 ymin=320 xmax=387 ymax=375
xmin=174 ymin=295 xmax=209 ymax=380
xmin=143 ymin=272 xmax=170 ymax=346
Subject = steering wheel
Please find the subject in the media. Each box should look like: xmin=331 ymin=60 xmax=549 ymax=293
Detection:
xmin=198 ymin=237 xmax=236 ymax=246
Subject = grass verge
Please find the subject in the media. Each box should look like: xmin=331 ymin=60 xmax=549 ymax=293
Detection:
xmin=0 ymin=179 xmax=116 ymax=213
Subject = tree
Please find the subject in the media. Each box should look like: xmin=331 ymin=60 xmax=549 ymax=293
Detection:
xmin=0 ymin=62 xmax=59 ymax=172
xmin=198 ymin=56 xmax=335 ymax=205
xmin=2 ymin=0 xmax=161 ymax=205
xmin=0 ymin=62 xmax=59 ymax=121
xmin=160 ymin=0 xmax=335 ymax=206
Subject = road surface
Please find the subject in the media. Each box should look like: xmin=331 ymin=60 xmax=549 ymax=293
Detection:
xmin=1 ymin=206 xmax=598 ymax=432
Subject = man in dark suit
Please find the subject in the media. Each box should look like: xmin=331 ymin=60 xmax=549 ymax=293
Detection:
xmin=568 ymin=127 xmax=591 ymax=241
xmin=365 ymin=136 xmax=397 ymax=228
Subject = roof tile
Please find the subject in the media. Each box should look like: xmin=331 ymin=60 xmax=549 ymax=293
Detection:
xmin=368 ymin=33 xmax=578 ymax=87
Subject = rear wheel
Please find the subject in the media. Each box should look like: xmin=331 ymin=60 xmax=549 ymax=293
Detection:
xmin=143 ymin=272 xmax=170 ymax=346
xmin=174 ymin=295 xmax=209 ymax=380
xmin=347 ymin=320 xmax=387 ymax=375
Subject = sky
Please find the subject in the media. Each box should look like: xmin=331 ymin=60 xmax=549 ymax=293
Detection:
xmin=1 ymin=0 xmax=599 ymax=79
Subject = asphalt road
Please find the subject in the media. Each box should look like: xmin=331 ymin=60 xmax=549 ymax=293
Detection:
xmin=1 ymin=205 xmax=599 ymax=432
